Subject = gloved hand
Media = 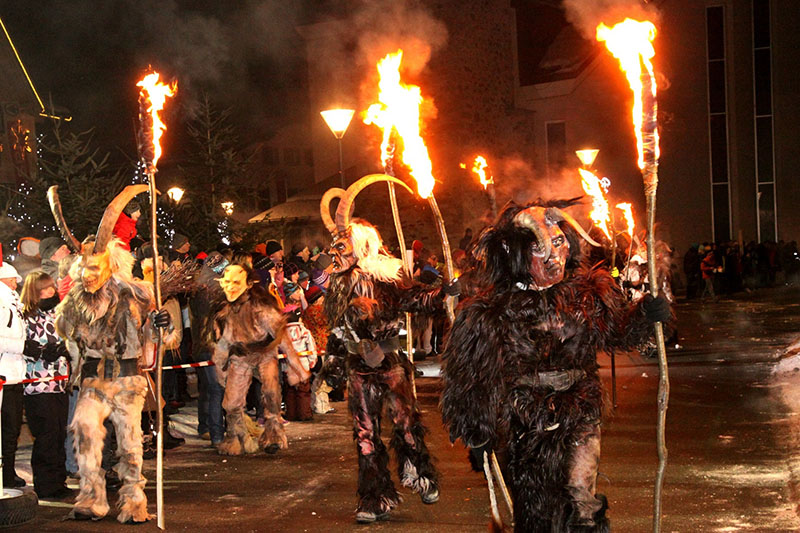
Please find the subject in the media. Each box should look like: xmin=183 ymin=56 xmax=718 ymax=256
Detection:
xmin=41 ymin=342 xmax=66 ymax=363
xmin=443 ymin=278 xmax=462 ymax=297
xmin=152 ymin=309 xmax=172 ymax=329
xmin=467 ymin=439 xmax=493 ymax=473
xmin=643 ymin=294 xmax=671 ymax=323
xmin=23 ymin=339 xmax=43 ymax=359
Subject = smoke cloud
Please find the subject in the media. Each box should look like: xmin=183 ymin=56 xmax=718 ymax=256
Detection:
xmin=561 ymin=0 xmax=660 ymax=41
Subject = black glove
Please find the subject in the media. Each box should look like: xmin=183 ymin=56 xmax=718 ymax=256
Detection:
xmin=443 ymin=278 xmax=462 ymax=297
xmin=152 ymin=309 xmax=172 ymax=329
xmin=23 ymin=339 xmax=43 ymax=359
xmin=643 ymin=294 xmax=671 ymax=323
xmin=41 ymin=342 xmax=66 ymax=363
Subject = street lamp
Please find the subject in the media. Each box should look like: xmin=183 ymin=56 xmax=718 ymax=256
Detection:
xmin=320 ymin=108 xmax=355 ymax=188
xmin=575 ymin=149 xmax=600 ymax=169
xmin=221 ymin=201 xmax=234 ymax=216
xmin=167 ymin=186 xmax=184 ymax=203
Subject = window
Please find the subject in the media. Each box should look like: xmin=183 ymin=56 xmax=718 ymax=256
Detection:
xmin=545 ymin=121 xmax=566 ymax=174
xmin=752 ymin=0 xmax=776 ymax=241
xmin=706 ymin=6 xmax=731 ymax=241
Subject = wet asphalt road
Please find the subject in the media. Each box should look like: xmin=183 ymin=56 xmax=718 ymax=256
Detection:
xmin=13 ymin=286 xmax=800 ymax=532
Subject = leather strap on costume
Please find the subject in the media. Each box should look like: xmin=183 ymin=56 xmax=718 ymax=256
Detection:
xmin=516 ymin=369 xmax=586 ymax=392
xmin=81 ymin=358 xmax=139 ymax=380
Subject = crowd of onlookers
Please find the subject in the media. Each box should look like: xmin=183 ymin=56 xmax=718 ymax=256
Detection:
xmin=682 ymin=239 xmax=800 ymax=299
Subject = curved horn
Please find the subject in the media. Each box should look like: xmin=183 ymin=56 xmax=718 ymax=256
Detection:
xmin=513 ymin=207 xmax=552 ymax=261
xmin=94 ymin=184 xmax=150 ymax=254
xmin=320 ymin=187 xmax=345 ymax=235
xmin=335 ymin=174 xmax=414 ymax=233
xmin=47 ymin=186 xmax=82 ymax=253
xmin=547 ymin=207 xmax=602 ymax=247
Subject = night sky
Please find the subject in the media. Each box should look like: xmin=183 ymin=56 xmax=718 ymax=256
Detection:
xmin=2 ymin=1 xmax=319 ymax=167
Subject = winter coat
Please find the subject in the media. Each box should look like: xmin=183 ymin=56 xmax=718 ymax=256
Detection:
xmin=112 ymin=212 xmax=138 ymax=251
xmin=0 ymin=282 xmax=26 ymax=384
xmin=23 ymin=308 xmax=68 ymax=395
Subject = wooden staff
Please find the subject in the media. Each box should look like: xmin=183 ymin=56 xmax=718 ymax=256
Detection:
xmin=640 ymin=65 xmax=670 ymax=533
xmin=384 ymin=140 xmax=416 ymax=398
xmin=426 ymin=194 xmax=455 ymax=324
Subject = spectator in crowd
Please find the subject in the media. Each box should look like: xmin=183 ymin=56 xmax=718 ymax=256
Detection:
xmin=112 ymin=200 xmax=142 ymax=251
xmin=700 ymin=250 xmax=718 ymax=300
xmin=20 ymin=271 xmax=71 ymax=500
xmin=0 ymin=262 xmax=26 ymax=488
xmin=169 ymin=233 xmax=192 ymax=264
xmin=683 ymin=243 xmax=702 ymax=299
xmin=310 ymin=253 xmax=332 ymax=293
xmin=38 ymin=237 xmax=70 ymax=279
xmin=288 ymin=242 xmax=311 ymax=273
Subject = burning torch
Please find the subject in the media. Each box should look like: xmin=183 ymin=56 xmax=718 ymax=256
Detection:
xmin=137 ymin=70 xmax=176 ymax=531
xmin=461 ymin=155 xmax=497 ymax=220
xmin=364 ymin=50 xmax=456 ymax=324
xmin=597 ymin=18 xmax=669 ymax=532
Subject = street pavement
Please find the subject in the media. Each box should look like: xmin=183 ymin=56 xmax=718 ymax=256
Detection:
xmin=13 ymin=286 xmax=800 ymax=532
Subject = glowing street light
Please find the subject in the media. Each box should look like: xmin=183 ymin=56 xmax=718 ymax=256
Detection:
xmin=221 ymin=201 xmax=234 ymax=216
xmin=167 ymin=186 xmax=184 ymax=203
xmin=575 ymin=149 xmax=600 ymax=168
xmin=320 ymin=108 xmax=355 ymax=188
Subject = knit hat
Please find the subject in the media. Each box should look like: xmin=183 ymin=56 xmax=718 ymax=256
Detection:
xmin=283 ymin=281 xmax=299 ymax=297
xmin=254 ymin=243 xmax=267 ymax=256
xmin=283 ymin=262 xmax=299 ymax=277
xmin=173 ymin=233 xmax=189 ymax=250
xmin=123 ymin=199 xmax=141 ymax=216
xmin=265 ymin=240 xmax=282 ymax=256
xmin=305 ymin=285 xmax=323 ymax=304
xmin=290 ymin=242 xmax=306 ymax=256
xmin=0 ymin=262 xmax=22 ymax=283
xmin=39 ymin=237 xmax=66 ymax=261
xmin=298 ymin=270 xmax=309 ymax=282
xmin=314 ymin=253 xmax=332 ymax=270
xmin=311 ymin=268 xmax=329 ymax=287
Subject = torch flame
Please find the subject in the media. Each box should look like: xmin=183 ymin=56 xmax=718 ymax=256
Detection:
xmin=596 ymin=19 xmax=659 ymax=170
xmin=469 ymin=155 xmax=493 ymax=190
xmin=579 ymin=168 xmax=611 ymax=240
xmin=363 ymin=50 xmax=435 ymax=199
xmin=616 ymin=202 xmax=636 ymax=238
xmin=137 ymin=71 xmax=177 ymax=169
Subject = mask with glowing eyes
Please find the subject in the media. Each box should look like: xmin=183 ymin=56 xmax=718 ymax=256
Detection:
xmin=81 ymin=250 xmax=113 ymax=294
xmin=330 ymin=234 xmax=357 ymax=274
xmin=218 ymin=264 xmax=252 ymax=302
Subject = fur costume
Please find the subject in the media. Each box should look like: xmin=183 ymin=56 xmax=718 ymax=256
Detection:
xmin=50 ymin=184 xmax=172 ymax=524
xmin=319 ymin=175 xmax=449 ymax=523
xmin=212 ymin=263 xmax=310 ymax=455
xmin=441 ymin=200 xmax=665 ymax=532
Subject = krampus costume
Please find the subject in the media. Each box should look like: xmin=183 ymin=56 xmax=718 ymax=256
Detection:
xmin=440 ymin=200 xmax=670 ymax=532
xmin=319 ymin=175 xmax=455 ymax=523
xmin=211 ymin=262 xmax=310 ymax=455
xmin=49 ymin=185 xmax=173 ymax=523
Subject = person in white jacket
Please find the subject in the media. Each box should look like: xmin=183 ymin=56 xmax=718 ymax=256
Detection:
xmin=0 ymin=261 xmax=27 ymax=488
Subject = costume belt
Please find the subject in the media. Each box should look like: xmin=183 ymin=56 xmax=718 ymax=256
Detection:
xmin=516 ymin=369 xmax=586 ymax=392
xmin=81 ymin=357 xmax=139 ymax=380
xmin=344 ymin=336 xmax=400 ymax=368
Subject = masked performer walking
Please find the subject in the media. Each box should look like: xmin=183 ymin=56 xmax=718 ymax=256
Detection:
xmin=319 ymin=175 xmax=458 ymax=524
xmin=212 ymin=261 xmax=310 ymax=455
xmin=440 ymin=200 xmax=671 ymax=532
xmin=50 ymin=185 xmax=172 ymax=523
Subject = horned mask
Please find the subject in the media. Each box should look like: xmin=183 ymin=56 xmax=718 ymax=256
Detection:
xmin=320 ymin=174 xmax=413 ymax=275
xmin=513 ymin=206 xmax=600 ymax=289
xmin=48 ymin=184 xmax=149 ymax=293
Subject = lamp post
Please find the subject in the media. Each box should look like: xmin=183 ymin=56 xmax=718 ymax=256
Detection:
xmin=320 ymin=109 xmax=355 ymax=188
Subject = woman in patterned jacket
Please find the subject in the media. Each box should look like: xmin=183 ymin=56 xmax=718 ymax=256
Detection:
xmin=20 ymin=271 xmax=70 ymax=499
